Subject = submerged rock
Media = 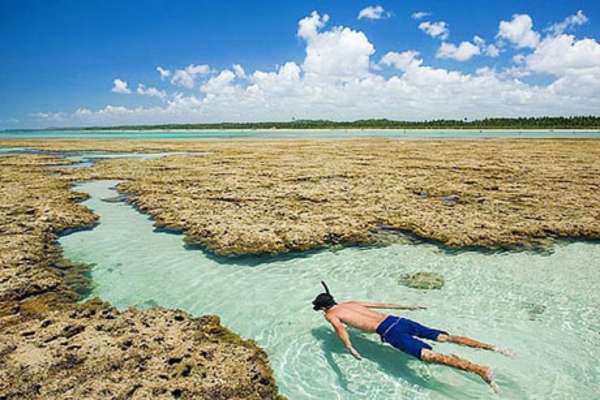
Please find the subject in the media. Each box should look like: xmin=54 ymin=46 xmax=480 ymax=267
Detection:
xmin=400 ymin=272 xmax=445 ymax=290
xmin=522 ymin=302 xmax=547 ymax=320
xmin=100 ymin=194 xmax=128 ymax=203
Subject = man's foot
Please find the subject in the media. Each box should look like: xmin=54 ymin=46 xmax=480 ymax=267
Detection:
xmin=479 ymin=366 xmax=500 ymax=394
xmin=493 ymin=346 xmax=516 ymax=358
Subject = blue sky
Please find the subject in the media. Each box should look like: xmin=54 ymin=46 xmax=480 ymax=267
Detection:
xmin=1 ymin=0 xmax=599 ymax=128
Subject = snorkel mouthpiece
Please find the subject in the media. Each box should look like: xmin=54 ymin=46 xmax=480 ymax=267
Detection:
xmin=312 ymin=280 xmax=337 ymax=311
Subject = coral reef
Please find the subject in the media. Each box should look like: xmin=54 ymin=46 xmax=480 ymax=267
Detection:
xmin=0 ymin=155 xmax=282 ymax=399
xmin=19 ymin=138 xmax=598 ymax=256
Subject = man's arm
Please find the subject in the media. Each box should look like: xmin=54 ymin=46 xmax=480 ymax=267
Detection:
xmin=349 ymin=301 xmax=427 ymax=310
xmin=326 ymin=316 xmax=361 ymax=360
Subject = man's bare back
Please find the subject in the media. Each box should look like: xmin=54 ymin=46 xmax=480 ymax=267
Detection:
xmin=325 ymin=302 xmax=409 ymax=332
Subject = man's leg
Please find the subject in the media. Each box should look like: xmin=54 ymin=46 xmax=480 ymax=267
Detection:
xmin=436 ymin=334 xmax=514 ymax=357
xmin=421 ymin=349 xmax=498 ymax=391
xmin=436 ymin=334 xmax=494 ymax=350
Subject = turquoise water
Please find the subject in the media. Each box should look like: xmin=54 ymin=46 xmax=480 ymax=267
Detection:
xmin=59 ymin=181 xmax=600 ymax=399
xmin=3 ymin=129 xmax=600 ymax=140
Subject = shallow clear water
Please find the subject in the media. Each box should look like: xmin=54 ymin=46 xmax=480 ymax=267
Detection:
xmin=59 ymin=181 xmax=600 ymax=399
xmin=3 ymin=129 xmax=600 ymax=140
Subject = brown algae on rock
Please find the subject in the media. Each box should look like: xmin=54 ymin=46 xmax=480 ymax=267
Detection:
xmin=400 ymin=272 xmax=445 ymax=290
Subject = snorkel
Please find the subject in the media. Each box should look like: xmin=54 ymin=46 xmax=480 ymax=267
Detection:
xmin=312 ymin=281 xmax=337 ymax=311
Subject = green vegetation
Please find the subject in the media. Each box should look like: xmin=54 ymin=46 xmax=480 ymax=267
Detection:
xmin=77 ymin=116 xmax=600 ymax=130
xmin=5 ymin=116 xmax=600 ymax=132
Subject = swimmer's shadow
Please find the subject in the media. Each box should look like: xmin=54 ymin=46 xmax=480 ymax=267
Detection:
xmin=311 ymin=326 xmax=459 ymax=397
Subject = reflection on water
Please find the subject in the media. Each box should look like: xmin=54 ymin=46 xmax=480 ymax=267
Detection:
xmin=59 ymin=180 xmax=600 ymax=400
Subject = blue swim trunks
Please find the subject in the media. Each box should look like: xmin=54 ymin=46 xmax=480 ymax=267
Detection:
xmin=376 ymin=316 xmax=447 ymax=359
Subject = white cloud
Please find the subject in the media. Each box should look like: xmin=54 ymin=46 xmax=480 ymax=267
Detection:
xmin=34 ymin=11 xmax=600 ymax=127
xmin=170 ymin=64 xmax=210 ymax=88
xmin=547 ymin=10 xmax=589 ymax=36
xmin=437 ymin=41 xmax=481 ymax=61
xmin=30 ymin=111 xmax=66 ymax=122
xmin=297 ymin=11 xmax=329 ymax=40
xmin=418 ymin=21 xmax=449 ymax=40
xmin=435 ymin=36 xmax=500 ymax=61
xmin=513 ymin=54 xmax=526 ymax=64
xmin=358 ymin=5 xmax=389 ymax=20
xmin=201 ymin=70 xmax=237 ymax=95
xmin=111 ymin=78 xmax=131 ymax=94
xmin=137 ymin=84 xmax=167 ymax=99
xmin=526 ymin=34 xmax=600 ymax=76
xmin=157 ymin=66 xmax=171 ymax=79
xmin=232 ymin=64 xmax=246 ymax=79
xmin=299 ymin=11 xmax=375 ymax=81
xmin=380 ymin=51 xmax=423 ymax=71
xmin=412 ymin=12 xmax=430 ymax=20
xmin=485 ymin=44 xmax=500 ymax=57
xmin=497 ymin=14 xmax=540 ymax=49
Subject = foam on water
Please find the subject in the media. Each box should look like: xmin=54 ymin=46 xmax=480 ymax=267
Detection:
xmin=59 ymin=181 xmax=600 ymax=399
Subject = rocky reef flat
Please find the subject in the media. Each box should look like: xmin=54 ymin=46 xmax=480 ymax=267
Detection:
xmin=0 ymin=155 xmax=282 ymax=399
xmin=9 ymin=138 xmax=597 ymax=256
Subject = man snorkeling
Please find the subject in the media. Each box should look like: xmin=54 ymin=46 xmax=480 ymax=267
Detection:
xmin=312 ymin=281 xmax=513 ymax=391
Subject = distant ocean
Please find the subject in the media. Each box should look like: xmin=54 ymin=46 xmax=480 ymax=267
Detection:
xmin=2 ymin=129 xmax=600 ymax=140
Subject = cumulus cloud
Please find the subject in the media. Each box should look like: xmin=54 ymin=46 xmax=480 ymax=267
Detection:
xmin=232 ymin=64 xmax=246 ymax=79
xmin=358 ymin=5 xmax=389 ymax=20
xmin=111 ymin=78 xmax=131 ymax=94
xmin=137 ymin=84 xmax=167 ymax=99
xmin=157 ymin=66 xmax=171 ymax=79
xmin=497 ymin=14 xmax=540 ymax=49
xmin=299 ymin=11 xmax=374 ymax=81
xmin=34 ymin=11 xmax=600 ymax=127
xmin=201 ymin=70 xmax=237 ymax=95
xmin=526 ymin=34 xmax=600 ymax=76
xmin=418 ymin=21 xmax=449 ymax=40
xmin=170 ymin=64 xmax=210 ymax=88
xmin=436 ymin=36 xmax=500 ymax=61
xmin=437 ymin=41 xmax=481 ymax=61
xmin=485 ymin=43 xmax=500 ymax=57
xmin=380 ymin=51 xmax=423 ymax=71
xmin=412 ymin=11 xmax=430 ymax=20
xmin=546 ymin=10 xmax=588 ymax=36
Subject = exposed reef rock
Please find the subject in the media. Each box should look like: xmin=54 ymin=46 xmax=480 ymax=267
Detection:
xmin=21 ymin=138 xmax=598 ymax=256
xmin=0 ymin=155 xmax=282 ymax=399
xmin=0 ymin=302 xmax=281 ymax=399
xmin=400 ymin=272 xmax=445 ymax=290
xmin=0 ymin=155 xmax=98 ymax=316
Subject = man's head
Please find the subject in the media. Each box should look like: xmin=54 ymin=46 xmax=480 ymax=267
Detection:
xmin=312 ymin=281 xmax=337 ymax=311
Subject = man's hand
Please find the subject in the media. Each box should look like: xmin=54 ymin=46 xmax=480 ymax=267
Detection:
xmin=349 ymin=347 xmax=362 ymax=360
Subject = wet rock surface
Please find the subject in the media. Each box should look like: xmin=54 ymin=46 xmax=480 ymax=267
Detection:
xmin=19 ymin=138 xmax=598 ymax=256
xmin=0 ymin=155 xmax=282 ymax=400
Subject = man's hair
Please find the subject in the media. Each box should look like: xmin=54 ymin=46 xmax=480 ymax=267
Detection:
xmin=312 ymin=281 xmax=337 ymax=311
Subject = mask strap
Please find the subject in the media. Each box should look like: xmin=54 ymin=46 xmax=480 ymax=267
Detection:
xmin=321 ymin=281 xmax=331 ymax=295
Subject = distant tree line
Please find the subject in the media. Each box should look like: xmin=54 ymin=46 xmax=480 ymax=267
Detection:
xmin=39 ymin=115 xmax=600 ymax=131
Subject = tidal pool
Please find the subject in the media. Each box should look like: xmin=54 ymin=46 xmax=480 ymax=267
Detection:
xmin=59 ymin=181 xmax=600 ymax=399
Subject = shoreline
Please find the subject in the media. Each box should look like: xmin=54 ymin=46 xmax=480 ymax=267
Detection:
xmin=3 ymin=128 xmax=600 ymax=133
